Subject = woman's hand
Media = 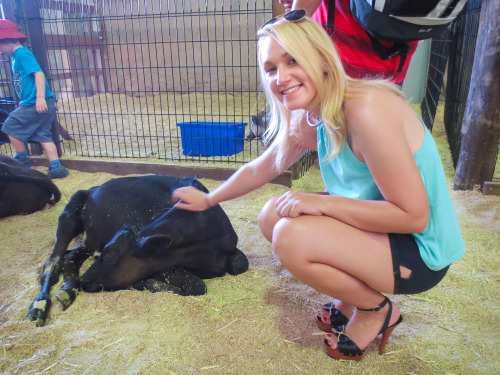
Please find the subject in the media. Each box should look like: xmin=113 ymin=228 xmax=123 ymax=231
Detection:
xmin=275 ymin=191 xmax=324 ymax=217
xmin=172 ymin=186 xmax=212 ymax=211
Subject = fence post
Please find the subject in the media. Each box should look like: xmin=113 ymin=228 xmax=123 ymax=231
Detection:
xmin=20 ymin=0 xmax=62 ymax=157
xmin=454 ymin=0 xmax=500 ymax=191
xmin=2 ymin=0 xmax=16 ymax=21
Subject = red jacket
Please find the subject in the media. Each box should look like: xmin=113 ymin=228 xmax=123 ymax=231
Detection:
xmin=312 ymin=0 xmax=418 ymax=83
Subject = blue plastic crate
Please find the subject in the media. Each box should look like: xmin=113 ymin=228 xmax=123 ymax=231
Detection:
xmin=177 ymin=121 xmax=247 ymax=156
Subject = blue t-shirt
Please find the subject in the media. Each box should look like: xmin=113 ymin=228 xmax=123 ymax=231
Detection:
xmin=317 ymin=122 xmax=466 ymax=271
xmin=12 ymin=47 xmax=54 ymax=106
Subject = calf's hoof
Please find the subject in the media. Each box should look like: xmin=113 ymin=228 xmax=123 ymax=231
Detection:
xmin=226 ymin=249 xmax=249 ymax=275
xmin=183 ymin=278 xmax=207 ymax=296
xmin=25 ymin=296 xmax=51 ymax=327
xmin=55 ymin=288 xmax=78 ymax=311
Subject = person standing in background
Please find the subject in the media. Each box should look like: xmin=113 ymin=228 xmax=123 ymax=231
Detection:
xmin=0 ymin=20 xmax=68 ymax=179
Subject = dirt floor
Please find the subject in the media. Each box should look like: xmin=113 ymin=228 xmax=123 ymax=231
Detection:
xmin=0 ymin=107 xmax=499 ymax=374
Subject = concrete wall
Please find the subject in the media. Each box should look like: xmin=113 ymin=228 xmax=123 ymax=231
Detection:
xmin=102 ymin=0 xmax=270 ymax=94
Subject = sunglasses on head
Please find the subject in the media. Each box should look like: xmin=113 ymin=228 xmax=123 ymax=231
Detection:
xmin=260 ymin=8 xmax=307 ymax=30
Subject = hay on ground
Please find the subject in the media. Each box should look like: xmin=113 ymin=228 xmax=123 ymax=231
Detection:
xmin=0 ymin=104 xmax=498 ymax=374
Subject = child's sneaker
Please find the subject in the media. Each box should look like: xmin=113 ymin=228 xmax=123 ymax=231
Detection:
xmin=48 ymin=166 xmax=69 ymax=179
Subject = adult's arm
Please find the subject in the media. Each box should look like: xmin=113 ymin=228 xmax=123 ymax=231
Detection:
xmin=172 ymin=142 xmax=306 ymax=211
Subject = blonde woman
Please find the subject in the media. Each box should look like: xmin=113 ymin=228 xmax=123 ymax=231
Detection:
xmin=172 ymin=10 xmax=465 ymax=361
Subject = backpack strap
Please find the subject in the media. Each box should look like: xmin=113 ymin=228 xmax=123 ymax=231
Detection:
xmin=327 ymin=0 xmax=336 ymax=28
xmin=367 ymin=35 xmax=410 ymax=72
xmin=328 ymin=0 xmax=409 ymax=72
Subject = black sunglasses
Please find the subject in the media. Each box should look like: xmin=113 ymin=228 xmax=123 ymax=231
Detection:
xmin=260 ymin=9 xmax=307 ymax=30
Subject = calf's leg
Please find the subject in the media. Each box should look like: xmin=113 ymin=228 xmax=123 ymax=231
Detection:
xmin=56 ymin=243 xmax=93 ymax=310
xmin=25 ymin=191 xmax=88 ymax=326
xmin=133 ymin=267 xmax=207 ymax=296
xmin=226 ymin=248 xmax=249 ymax=276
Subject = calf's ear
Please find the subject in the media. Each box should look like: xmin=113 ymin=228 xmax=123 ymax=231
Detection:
xmin=134 ymin=235 xmax=173 ymax=257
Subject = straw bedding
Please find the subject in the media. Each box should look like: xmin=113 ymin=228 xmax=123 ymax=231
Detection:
xmin=0 ymin=105 xmax=498 ymax=374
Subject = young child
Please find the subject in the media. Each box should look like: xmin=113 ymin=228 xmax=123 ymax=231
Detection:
xmin=0 ymin=20 xmax=68 ymax=179
xmin=172 ymin=11 xmax=465 ymax=361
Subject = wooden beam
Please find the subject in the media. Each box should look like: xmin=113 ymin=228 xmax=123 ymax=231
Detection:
xmin=482 ymin=182 xmax=500 ymax=196
xmin=37 ymin=0 xmax=95 ymax=14
xmin=28 ymin=158 xmax=293 ymax=187
xmin=45 ymin=34 xmax=101 ymax=48
xmin=50 ymin=69 xmax=105 ymax=81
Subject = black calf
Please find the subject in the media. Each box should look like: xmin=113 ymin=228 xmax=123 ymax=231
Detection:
xmin=25 ymin=175 xmax=248 ymax=326
xmin=0 ymin=155 xmax=61 ymax=218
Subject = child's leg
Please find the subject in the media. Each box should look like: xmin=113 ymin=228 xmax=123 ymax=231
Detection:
xmin=8 ymin=135 xmax=29 ymax=163
xmin=8 ymin=135 xmax=26 ymax=152
xmin=40 ymin=141 xmax=59 ymax=162
xmin=41 ymin=141 xmax=69 ymax=178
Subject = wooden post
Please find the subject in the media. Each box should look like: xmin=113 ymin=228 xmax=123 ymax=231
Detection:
xmin=1 ymin=0 xmax=16 ymax=22
xmin=454 ymin=0 xmax=500 ymax=191
xmin=21 ymin=0 xmax=62 ymax=157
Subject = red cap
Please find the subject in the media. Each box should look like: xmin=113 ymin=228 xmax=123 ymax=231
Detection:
xmin=0 ymin=20 xmax=27 ymax=42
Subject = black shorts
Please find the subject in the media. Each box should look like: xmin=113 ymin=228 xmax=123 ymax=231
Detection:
xmin=389 ymin=233 xmax=449 ymax=294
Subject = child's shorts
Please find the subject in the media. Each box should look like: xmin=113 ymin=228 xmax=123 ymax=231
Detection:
xmin=389 ymin=233 xmax=449 ymax=295
xmin=1 ymin=97 xmax=56 ymax=143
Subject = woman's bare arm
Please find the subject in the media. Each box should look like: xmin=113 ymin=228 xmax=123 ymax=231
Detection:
xmin=172 ymin=142 xmax=306 ymax=211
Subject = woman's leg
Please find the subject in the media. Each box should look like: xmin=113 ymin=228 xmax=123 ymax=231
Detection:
xmin=260 ymin=198 xmax=355 ymax=319
xmin=259 ymin=198 xmax=401 ymax=350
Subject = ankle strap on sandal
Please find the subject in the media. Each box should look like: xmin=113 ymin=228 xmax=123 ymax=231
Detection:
xmin=356 ymin=296 xmax=390 ymax=312
xmin=357 ymin=296 xmax=394 ymax=336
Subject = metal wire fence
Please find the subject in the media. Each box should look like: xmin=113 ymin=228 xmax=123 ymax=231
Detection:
xmin=444 ymin=0 xmax=483 ymax=168
xmin=2 ymin=0 xmax=278 ymax=166
xmin=421 ymin=28 xmax=451 ymax=132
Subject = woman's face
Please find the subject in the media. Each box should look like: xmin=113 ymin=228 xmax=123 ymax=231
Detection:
xmin=260 ymin=37 xmax=317 ymax=112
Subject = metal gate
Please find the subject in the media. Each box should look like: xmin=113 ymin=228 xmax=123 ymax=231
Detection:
xmin=1 ymin=0 xmax=275 ymax=166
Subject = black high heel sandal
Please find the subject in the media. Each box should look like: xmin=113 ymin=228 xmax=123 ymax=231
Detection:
xmin=324 ymin=296 xmax=403 ymax=361
xmin=316 ymin=301 xmax=350 ymax=333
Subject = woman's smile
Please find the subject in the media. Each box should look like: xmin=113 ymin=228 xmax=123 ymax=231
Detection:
xmin=281 ymin=84 xmax=302 ymax=96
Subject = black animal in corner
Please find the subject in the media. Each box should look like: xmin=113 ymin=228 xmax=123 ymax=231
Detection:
xmin=0 ymin=108 xmax=11 ymax=143
xmin=0 ymin=155 xmax=61 ymax=218
xmin=25 ymin=175 xmax=249 ymax=327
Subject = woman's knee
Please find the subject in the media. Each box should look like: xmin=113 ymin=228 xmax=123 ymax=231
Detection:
xmin=258 ymin=196 xmax=281 ymax=242
xmin=271 ymin=217 xmax=308 ymax=264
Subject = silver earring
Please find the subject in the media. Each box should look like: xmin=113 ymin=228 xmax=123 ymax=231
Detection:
xmin=306 ymin=112 xmax=323 ymax=127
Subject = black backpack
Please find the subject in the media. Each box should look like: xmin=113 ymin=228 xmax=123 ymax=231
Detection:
xmin=327 ymin=0 xmax=468 ymax=71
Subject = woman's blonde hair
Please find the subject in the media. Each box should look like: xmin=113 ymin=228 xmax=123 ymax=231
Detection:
xmin=257 ymin=15 xmax=404 ymax=170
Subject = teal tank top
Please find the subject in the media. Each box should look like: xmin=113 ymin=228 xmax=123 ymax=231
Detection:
xmin=317 ymin=123 xmax=465 ymax=271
